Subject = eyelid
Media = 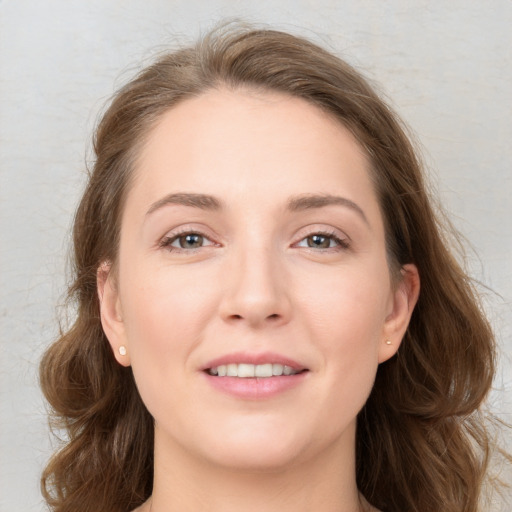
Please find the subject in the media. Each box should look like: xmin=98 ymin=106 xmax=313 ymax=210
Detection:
xmin=158 ymin=224 xmax=220 ymax=252
xmin=291 ymin=225 xmax=351 ymax=250
xmin=170 ymin=233 xmax=215 ymax=248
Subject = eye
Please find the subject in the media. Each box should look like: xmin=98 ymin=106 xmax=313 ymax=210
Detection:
xmin=296 ymin=232 xmax=349 ymax=250
xmin=160 ymin=231 xmax=216 ymax=251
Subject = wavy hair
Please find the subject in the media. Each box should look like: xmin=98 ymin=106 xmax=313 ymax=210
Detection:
xmin=40 ymin=24 xmax=502 ymax=511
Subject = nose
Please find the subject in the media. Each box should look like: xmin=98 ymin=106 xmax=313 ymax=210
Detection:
xmin=219 ymin=244 xmax=292 ymax=328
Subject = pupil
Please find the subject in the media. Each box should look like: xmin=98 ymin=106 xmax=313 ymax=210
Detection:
xmin=180 ymin=234 xmax=203 ymax=248
xmin=308 ymin=235 xmax=329 ymax=248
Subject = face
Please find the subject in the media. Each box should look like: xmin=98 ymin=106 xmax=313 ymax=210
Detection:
xmin=99 ymin=89 xmax=418 ymax=472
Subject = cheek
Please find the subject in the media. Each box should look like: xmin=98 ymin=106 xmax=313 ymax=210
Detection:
xmin=298 ymin=264 xmax=390 ymax=344
xmin=121 ymin=265 xmax=218 ymax=351
xmin=296 ymin=265 xmax=389 ymax=395
xmin=118 ymin=264 xmax=218 ymax=384
xmin=119 ymin=265 xmax=222 ymax=423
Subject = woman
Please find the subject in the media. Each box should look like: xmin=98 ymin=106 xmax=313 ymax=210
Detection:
xmin=40 ymin=25 xmax=502 ymax=512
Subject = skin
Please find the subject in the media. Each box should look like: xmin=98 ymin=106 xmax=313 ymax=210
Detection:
xmin=99 ymin=89 xmax=419 ymax=512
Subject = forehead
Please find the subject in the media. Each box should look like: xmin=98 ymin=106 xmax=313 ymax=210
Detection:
xmin=128 ymin=88 xmax=380 ymax=219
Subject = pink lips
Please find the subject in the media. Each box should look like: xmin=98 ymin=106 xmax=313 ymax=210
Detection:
xmin=201 ymin=351 xmax=308 ymax=400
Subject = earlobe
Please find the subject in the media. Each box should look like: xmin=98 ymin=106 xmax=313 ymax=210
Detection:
xmin=379 ymin=264 xmax=420 ymax=363
xmin=97 ymin=262 xmax=131 ymax=367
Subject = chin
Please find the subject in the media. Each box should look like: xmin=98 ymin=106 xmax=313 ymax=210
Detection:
xmin=164 ymin=416 xmax=311 ymax=473
xmin=206 ymin=441 xmax=306 ymax=473
xmin=191 ymin=417 xmax=347 ymax=473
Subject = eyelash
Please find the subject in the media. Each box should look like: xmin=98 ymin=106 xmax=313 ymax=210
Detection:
xmin=159 ymin=229 xmax=217 ymax=252
xmin=159 ymin=228 xmax=350 ymax=253
xmin=294 ymin=230 xmax=350 ymax=251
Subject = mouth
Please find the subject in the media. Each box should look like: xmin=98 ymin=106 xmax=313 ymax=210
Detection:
xmin=206 ymin=363 xmax=306 ymax=378
xmin=202 ymin=353 xmax=309 ymax=398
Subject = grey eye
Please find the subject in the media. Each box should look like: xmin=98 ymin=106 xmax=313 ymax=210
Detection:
xmin=174 ymin=233 xmax=204 ymax=249
xmin=295 ymin=232 xmax=349 ymax=251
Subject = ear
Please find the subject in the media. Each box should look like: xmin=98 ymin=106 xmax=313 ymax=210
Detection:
xmin=378 ymin=263 xmax=420 ymax=363
xmin=97 ymin=262 xmax=131 ymax=367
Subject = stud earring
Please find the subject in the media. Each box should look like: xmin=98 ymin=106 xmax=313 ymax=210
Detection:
xmin=118 ymin=346 xmax=127 ymax=356
xmin=385 ymin=340 xmax=392 ymax=345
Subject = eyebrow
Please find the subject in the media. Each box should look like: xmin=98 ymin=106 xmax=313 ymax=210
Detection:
xmin=145 ymin=191 xmax=368 ymax=225
xmin=146 ymin=192 xmax=223 ymax=216
xmin=287 ymin=194 xmax=369 ymax=225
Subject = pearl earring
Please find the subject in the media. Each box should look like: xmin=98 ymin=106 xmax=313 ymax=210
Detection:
xmin=385 ymin=340 xmax=392 ymax=345
xmin=118 ymin=346 xmax=127 ymax=356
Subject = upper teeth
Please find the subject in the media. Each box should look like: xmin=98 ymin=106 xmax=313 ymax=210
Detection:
xmin=208 ymin=363 xmax=299 ymax=377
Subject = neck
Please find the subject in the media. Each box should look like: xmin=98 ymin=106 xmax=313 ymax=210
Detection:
xmin=146 ymin=422 xmax=371 ymax=512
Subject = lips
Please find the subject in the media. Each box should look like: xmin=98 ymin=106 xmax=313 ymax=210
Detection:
xmin=201 ymin=352 xmax=309 ymax=398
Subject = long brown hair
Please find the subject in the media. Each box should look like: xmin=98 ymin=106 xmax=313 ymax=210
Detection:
xmin=40 ymin=24 xmax=502 ymax=511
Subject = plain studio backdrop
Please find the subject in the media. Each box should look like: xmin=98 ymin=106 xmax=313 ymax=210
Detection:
xmin=0 ymin=1 xmax=510 ymax=510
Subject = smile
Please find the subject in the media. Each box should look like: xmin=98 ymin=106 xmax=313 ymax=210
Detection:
xmin=207 ymin=363 xmax=302 ymax=377
xmin=202 ymin=352 xmax=309 ymax=398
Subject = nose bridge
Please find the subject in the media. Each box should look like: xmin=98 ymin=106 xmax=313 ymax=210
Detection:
xmin=220 ymin=231 xmax=290 ymax=326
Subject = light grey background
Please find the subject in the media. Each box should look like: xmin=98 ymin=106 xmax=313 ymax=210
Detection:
xmin=1 ymin=1 xmax=510 ymax=510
